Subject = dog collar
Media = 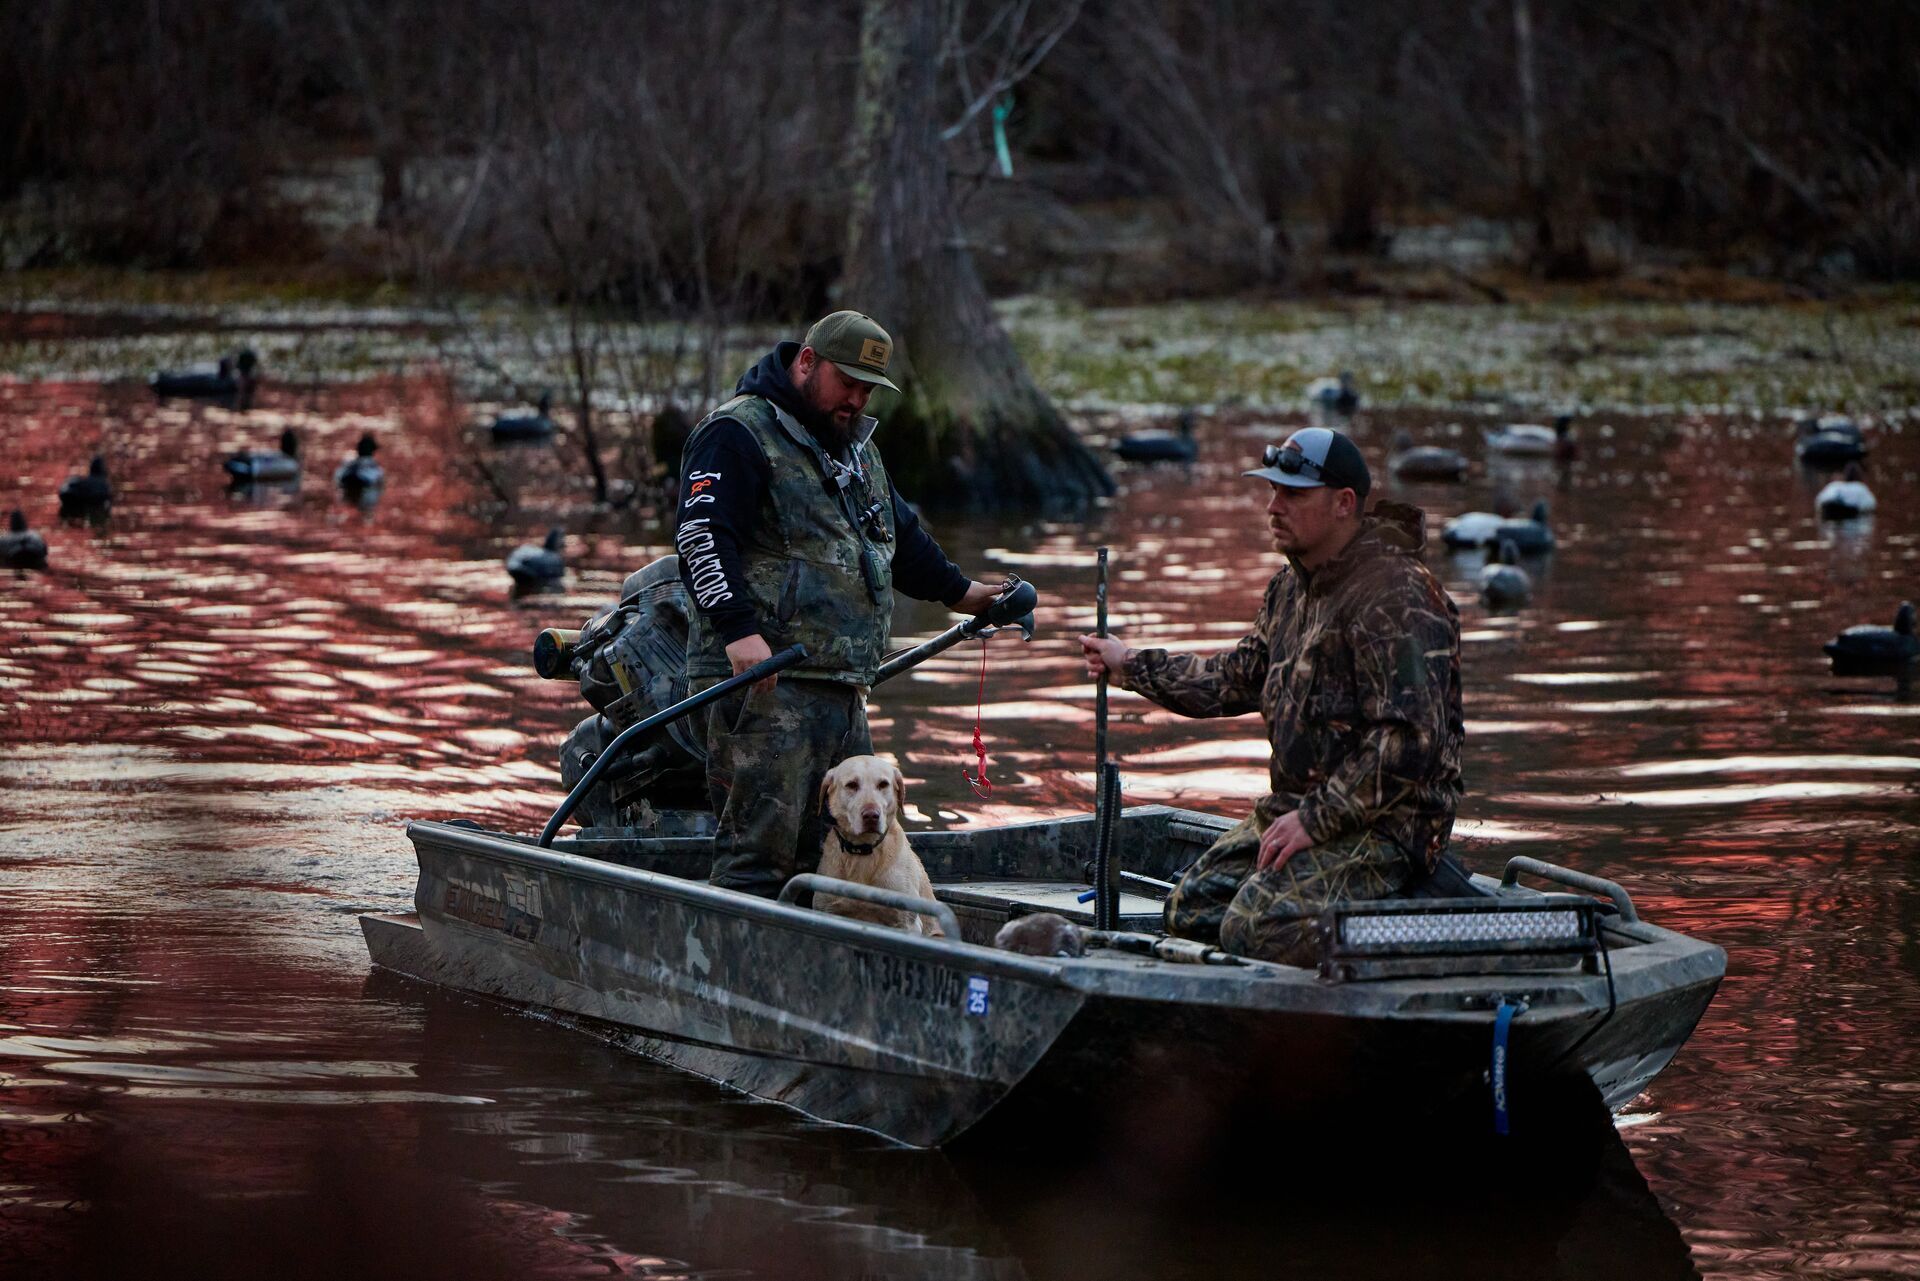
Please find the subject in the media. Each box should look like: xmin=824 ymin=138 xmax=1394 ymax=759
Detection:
xmin=839 ymin=834 xmax=884 ymax=856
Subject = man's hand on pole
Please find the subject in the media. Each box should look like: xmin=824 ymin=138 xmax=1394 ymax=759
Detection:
xmin=1257 ymin=810 xmax=1313 ymax=872
xmin=726 ymin=634 xmax=777 ymax=694
xmin=1078 ymin=635 xmax=1131 ymax=688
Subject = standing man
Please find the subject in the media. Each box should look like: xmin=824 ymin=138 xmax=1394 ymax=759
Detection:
xmin=1079 ymin=428 xmax=1463 ymax=966
xmin=676 ymin=311 xmax=1006 ymax=897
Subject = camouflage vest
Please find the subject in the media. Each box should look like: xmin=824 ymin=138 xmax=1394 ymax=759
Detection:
xmin=683 ymin=395 xmax=897 ymax=685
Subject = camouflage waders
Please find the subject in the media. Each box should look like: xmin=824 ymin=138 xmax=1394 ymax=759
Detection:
xmin=701 ymin=676 xmax=871 ymax=898
xmin=1164 ymin=798 xmax=1415 ymax=967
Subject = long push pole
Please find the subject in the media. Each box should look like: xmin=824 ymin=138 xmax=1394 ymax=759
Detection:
xmin=1094 ymin=547 xmax=1109 ymax=770
xmin=1091 ymin=548 xmax=1121 ymax=930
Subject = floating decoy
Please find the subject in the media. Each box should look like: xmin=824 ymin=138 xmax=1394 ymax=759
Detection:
xmin=1 ymin=510 xmax=48 ymax=570
xmin=224 ymin=428 xmax=301 ymax=482
xmin=151 ymin=348 xmax=259 ymax=402
xmin=1304 ymin=372 xmax=1360 ymax=415
xmin=1824 ymin=602 xmax=1919 ymax=678
xmin=1554 ymin=414 xmax=1578 ymax=461
xmin=1440 ymin=509 xmax=1506 ymax=549
xmin=1112 ymin=409 xmax=1198 ymax=463
xmin=1478 ymin=539 xmax=1531 ymax=609
xmin=334 ymin=433 xmax=384 ymax=497
xmin=57 ymin=455 xmax=112 ymax=516
xmin=1816 ymin=463 xmax=1875 ymax=520
xmin=1486 ymin=414 xmax=1575 ymax=459
xmin=507 ymin=527 xmax=566 ymax=587
xmin=1388 ymin=429 xmax=1469 ymax=481
xmin=490 ymin=391 xmax=556 ymax=441
xmin=1490 ymin=499 xmax=1555 ymax=554
xmin=1795 ymin=414 xmax=1867 ymax=468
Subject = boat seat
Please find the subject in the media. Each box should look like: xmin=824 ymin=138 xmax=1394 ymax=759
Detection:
xmin=1396 ymin=851 xmax=1484 ymax=900
xmin=934 ymin=880 xmax=1165 ymax=936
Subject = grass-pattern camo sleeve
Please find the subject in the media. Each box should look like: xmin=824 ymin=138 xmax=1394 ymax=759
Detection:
xmin=1121 ymin=574 xmax=1284 ymax=718
xmin=1295 ymin=584 xmax=1459 ymax=847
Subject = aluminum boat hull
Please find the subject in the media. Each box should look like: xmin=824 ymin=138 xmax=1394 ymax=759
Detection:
xmin=362 ymin=812 xmax=1724 ymax=1148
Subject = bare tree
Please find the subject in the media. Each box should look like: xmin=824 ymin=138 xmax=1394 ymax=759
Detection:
xmin=1057 ymin=0 xmax=1298 ymax=282
xmin=840 ymin=0 xmax=1111 ymax=509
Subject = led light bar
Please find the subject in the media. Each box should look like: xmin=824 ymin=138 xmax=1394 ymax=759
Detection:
xmin=1341 ymin=907 xmax=1588 ymax=948
xmin=1318 ymin=895 xmax=1603 ymax=982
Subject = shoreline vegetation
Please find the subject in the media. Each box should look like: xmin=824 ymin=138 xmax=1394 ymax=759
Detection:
xmin=5 ymin=268 xmax=1918 ymax=422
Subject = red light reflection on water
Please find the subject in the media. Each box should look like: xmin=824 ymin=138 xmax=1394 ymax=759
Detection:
xmin=3 ymin=371 xmax=1919 ymax=1279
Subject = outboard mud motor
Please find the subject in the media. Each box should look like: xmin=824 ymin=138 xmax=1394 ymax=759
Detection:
xmin=533 ymin=560 xmax=1039 ymax=836
xmin=533 ymin=555 xmax=713 ymax=833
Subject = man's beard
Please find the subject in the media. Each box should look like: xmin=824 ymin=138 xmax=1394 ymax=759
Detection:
xmin=798 ymin=366 xmax=855 ymax=452
xmin=813 ymin=414 xmax=855 ymax=453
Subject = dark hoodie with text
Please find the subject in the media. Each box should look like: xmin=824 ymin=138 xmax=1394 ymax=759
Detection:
xmin=675 ymin=342 xmax=969 ymax=647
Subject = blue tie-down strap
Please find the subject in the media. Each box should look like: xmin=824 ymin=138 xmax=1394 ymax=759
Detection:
xmin=1491 ymin=999 xmax=1522 ymax=1136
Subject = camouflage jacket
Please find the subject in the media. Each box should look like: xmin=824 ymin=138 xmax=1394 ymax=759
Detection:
xmin=1124 ymin=501 xmax=1464 ymax=872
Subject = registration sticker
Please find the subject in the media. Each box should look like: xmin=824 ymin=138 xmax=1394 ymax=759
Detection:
xmin=965 ymin=976 xmax=990 ymax=1016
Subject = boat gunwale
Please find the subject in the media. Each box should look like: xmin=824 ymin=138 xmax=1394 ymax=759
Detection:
xmin=407 ymin=819 xmax=1724 ymax=1020
xmin=409 ymin=818 xmax=1078 ymax=988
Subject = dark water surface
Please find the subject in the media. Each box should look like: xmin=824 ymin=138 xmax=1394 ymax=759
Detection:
xmin=2 ymin=369 xmax=1917 ymax=1280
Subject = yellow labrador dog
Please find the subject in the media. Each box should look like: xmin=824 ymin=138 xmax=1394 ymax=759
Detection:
xmin=816 ymin=755 xmax=945 ymax=937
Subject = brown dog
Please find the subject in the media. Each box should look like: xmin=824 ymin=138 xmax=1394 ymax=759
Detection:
xmin=816 ymin=755 xmax=945 ymax=937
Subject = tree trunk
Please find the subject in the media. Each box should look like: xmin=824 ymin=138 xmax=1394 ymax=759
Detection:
xmin=840 ymin=0 xmax=1112 ymax=510
xmin=1511 ymin=0 xmax=1553 ymax=267
xmin=1511 ymin=0 xmax=1589 ymax=278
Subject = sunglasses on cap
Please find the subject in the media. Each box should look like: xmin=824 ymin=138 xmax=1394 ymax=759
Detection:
xmin=1262 ymin=442 xmax=1325 ymax=481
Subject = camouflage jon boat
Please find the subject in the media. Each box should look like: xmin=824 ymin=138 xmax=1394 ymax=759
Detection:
xmin=361 ymin=558 xmax=1723 ymax=1147
xmin=360 ymin=805 xmax=1724 ymax=1148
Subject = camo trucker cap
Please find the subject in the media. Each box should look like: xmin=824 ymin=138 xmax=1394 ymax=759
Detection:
xmin=804 ymin=311 xmax=901 ymax=394
xmin=1244 ymin=427 xmax=1372 ymax=498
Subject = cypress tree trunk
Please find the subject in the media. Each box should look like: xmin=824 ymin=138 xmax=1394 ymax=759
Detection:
xmin=841 ymin=0 xmax=1112 ymax=510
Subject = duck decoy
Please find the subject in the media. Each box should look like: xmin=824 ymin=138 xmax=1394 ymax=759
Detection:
xmin=334 ymin=433 xmax=385 ymax=497
xmin=224 ymin=428 xmax=301 ymax=482
xmin=1490 ymin=499 xmax=1555 ymax=554
xmin=57 ymin=455 xmax=113 ymax=516
xmin=151 ymin=348 xmax=259 ymax=402
xmin=490 ymin=391 xmax=556 ymax=441
xmin=1440 ymin=509 xmax=1506 ymax=549
xmin=1388 ymin=429 xmax=1469 ymax=481
xmin=1824 ymin=602 xmax=1919 ymax=679
xmin=1112 ymin=409 xmax=1198 ymax=463
xmin=1795 ymin=414 xmax=1867 ymax=468
xmin=1 ymin=510 xmax=48 ymax=570
xmin=1553 ymin=414 xmax=1578 ymax=461
xmin=1485 ymin=414 xmax=1575 ymax=459
xmin=1304 ymin=372 xmax=1360 ymax=415
xmin=507 ymin=527 xmax=566 ymax=587
xmin=1815 ymin=463 xmax=1875 ymax=520
xmin=1478 ymin=539 xmax=1531 ymax=609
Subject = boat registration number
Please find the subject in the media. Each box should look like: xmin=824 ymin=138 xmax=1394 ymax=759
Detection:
xmin=856 ymin=952 xmax=983 ymax=1012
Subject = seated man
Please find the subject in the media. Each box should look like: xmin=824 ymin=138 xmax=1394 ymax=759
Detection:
xmin=1079 ymin=428 xmax=1463 ymax=966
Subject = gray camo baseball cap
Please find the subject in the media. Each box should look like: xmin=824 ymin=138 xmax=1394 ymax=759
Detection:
xmin=1244 ymin=427 xmax=1372 ymax=498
